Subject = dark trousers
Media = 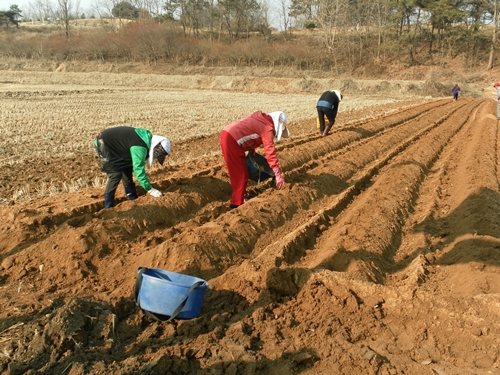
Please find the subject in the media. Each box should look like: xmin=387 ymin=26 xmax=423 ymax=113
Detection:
xmin=95 ymin=137 xmax=135 ymax=194
xmin=105 ymin=168 xmax=134 ymax=194
xmin=317 ymin=106 xmax=335 ymax=133
xmin=453 ymin=93 xmax=459 ymax=100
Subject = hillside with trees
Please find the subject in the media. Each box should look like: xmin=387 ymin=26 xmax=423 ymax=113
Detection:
xmin=0 ymin=0 xmax=500 ymax=79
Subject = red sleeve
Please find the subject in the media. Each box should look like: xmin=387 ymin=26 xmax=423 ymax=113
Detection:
xmin=261 ymin=127 xmax=280 ymax=169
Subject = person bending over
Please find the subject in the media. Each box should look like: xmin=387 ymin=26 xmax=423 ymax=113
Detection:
xmin=94 ymin=126 xmax=170 ymax=208
xmin=316 ymin=90 xmax=342 ymax=136
xmin=220 ymin=111 xmax=289 ymax=209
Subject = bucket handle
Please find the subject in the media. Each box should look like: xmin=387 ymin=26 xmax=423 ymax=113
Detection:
xmin=134 ymin=267 xmax=204 ymax=322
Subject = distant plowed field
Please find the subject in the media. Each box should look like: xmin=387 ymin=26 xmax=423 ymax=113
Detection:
xmin=1 ymin=71 xmax=500 ymax=375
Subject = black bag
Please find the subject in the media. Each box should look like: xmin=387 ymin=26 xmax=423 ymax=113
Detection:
xmin=246 ymin=153 xmax=275 ymax=184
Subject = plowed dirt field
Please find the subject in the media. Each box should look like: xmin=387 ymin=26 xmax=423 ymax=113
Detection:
xmin=1 ymin=71 xmax=500 ymax=375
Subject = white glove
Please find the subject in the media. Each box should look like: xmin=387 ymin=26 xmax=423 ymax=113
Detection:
xmin=148 ymin=188 xmax=162 ymax=198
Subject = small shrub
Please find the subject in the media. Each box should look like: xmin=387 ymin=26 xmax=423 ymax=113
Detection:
xmin=304 ymin=21 xmax=316 ymax=30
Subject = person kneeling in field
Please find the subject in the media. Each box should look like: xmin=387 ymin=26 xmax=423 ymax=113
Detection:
xmin=94 ymin=126 xmax=170 ymax=208
xmin=220 ymin=111 xmax=289 ymax=209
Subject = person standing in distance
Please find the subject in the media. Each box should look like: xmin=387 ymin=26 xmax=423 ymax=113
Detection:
xmin=451 ymin=84 xmax=461 ymax=101
xmin=317 ymin=90 xmax=343 ymax=136
xmin=494 ymin=82 xmax=500 ymax=119
xmin=220 ymin=111 xmax=289 ymax=209
xmin=94 ymin=126 xmax=170 ymax=208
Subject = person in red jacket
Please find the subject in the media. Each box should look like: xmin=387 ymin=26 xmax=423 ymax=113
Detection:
xmin=220 ymin=111 xmax=289 ymax=209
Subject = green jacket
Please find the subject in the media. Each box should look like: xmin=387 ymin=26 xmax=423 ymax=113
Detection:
xmin=94 ymin=127 xmax=154 ymax=191
xmin=130 ymin=128 xmax=153 ymax=191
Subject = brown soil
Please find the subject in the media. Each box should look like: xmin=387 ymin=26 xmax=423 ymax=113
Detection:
xmin=2 ymin=69 xmax=500 ymax=375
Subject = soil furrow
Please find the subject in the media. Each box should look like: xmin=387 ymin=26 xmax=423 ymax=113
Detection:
xmin=249 ymin=99 xmax=474 ymax=256
xmin=395 ymin=99 xmax=500 ymax=268
xmin=0 ymin=101 xmax=459 ymax=258
xmin=205 ymin=100 xmax=482 ymax=300
xmin=299 ymin=99 xmax=481 ymax=280
xmin=0 ymin=100 xmax=473 ymax=278
xmin=378 ymin=101 xmax=500 ymax=372
xmin=145 ymin=101 xmax=459 ymax=280
xmin=2 ymin=83 xmax=500 ymax=375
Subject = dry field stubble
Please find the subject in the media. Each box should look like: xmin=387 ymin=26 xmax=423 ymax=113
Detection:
xmin=0 ymin=70 xmax=430 ymax=203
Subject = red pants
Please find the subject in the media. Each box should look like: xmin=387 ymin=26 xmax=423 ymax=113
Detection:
xmin=220 ymin=130 xmax=248 ymax=206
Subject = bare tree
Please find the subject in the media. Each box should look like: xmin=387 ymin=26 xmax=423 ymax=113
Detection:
xmin=288 ymin=0 xmax=315 ymax=26
xmin=89 ymin=0 xmax=111 ymax=18
xmin=21 ymin=3 xmax=36 ymax=23
xmin=257 ymin=0 xmax=273 ymax=37
xmin=141 ymin=0 xmax=164 ymax=19
xmin=131 ymin=0 xmax=159 ymax=20
xmin=90 ymin=0 xmax=125 ymax=29
xmin=218 ymin=0 xmax=261 ymax=40
xmin=24 ymin=0 xmax=63 ymax=24
xmin=276 ymin=0 xmax=291 ymax=32
xmin=371 ymin=0 xmax=391 ymax=60
xmin=207 ymin=0 xmax=216 ymax=39
xmin=488 ymin=0 xmax=499 ymax=69
xmin=26 ymin=0 xmax=52 ymax=23
xmin=314 ymin=0 xmax=349 ymax=51
xmin=57 ymin=0 xmax=81 ymax=38
xmin=164 ymin=0 xmax=207 ymax=36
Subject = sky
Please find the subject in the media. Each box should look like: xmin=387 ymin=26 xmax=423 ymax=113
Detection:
xmin=3 ymin=0 xmax=98 ymax=17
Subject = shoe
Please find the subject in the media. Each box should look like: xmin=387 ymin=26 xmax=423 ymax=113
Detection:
xmin=104 ymin=192 xmax=115 ymax=208
xmin=244 ymin=194 xmax=253 ymax=202
xmin=229 ymin=204 xmax=239 ymax=210
xmin=124 ymin=185 xmax=138 ymax=200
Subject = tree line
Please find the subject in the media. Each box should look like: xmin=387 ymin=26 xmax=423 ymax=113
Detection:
xmin=1 ymin=0 xmax=499 ymax=71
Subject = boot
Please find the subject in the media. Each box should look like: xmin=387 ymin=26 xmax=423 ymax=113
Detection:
xmin=322 ymin=125 xmax=332 ymax=136
xmin=104 ymin=192 xmax=115 ymax=208
xmin=124 ymin=185 xmax=138 ymax=200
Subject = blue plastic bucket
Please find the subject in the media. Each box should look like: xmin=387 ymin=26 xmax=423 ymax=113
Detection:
xmin=136 ymin=268 xmax=208 ymax=320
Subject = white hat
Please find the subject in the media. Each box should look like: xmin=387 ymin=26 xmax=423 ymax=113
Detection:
xmin=333 ymin=90 xmax=342 ymax=102
xmin=268 ymin=111 xmax=289 ymax=142
xmin=148 ymin=135 xmax=171 ymax=166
